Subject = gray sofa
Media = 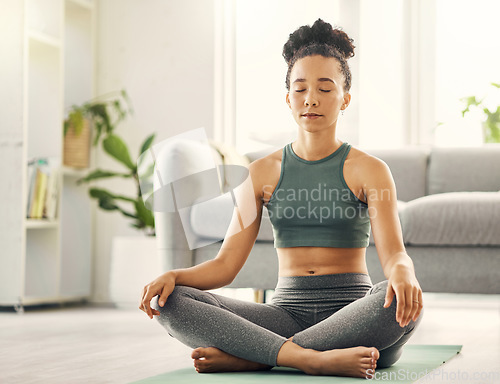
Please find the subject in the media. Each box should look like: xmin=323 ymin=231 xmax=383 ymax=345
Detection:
xmin=155 ymin=141 xmax=500 ymax=294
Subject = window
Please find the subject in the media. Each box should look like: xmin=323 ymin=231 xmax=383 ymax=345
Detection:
xmin=433 ymin=0 xmax=500 ymax=146
xmin=228 ymin=0 xmax=500 ymax=152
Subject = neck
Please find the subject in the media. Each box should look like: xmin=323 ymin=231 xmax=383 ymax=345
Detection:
xmin=292 ymin=129 xmax=342 ymax=161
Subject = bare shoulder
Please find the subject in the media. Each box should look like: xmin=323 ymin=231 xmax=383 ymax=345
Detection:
xmin=248 ymin=148 xmax=283 ymax=200
xmin=249 ymin=148 xmax=282 ymax=172
xmin=249 ymin=149 xmax=282 ymax=177
xmin=345 ymin=145 xmax=394 ymax=187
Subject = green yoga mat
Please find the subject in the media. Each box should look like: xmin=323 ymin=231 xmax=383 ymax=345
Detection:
xmin=132 ymin=344 xmax=462 ymax=384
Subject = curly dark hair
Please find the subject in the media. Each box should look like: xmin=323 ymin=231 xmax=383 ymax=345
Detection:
xmin=282 ymin=18 xmax=355 ymax=92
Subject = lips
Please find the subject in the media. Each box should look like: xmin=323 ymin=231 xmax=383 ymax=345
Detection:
xmin=302 ymin=113 xmax=322 ymax=118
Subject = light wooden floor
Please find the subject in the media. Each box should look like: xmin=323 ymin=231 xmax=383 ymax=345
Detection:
xmin=1 ymin=292 xmax=499 ymax=384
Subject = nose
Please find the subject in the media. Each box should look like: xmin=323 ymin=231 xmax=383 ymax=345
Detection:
xmin=304 ymin=92 xmax=318 ymax=107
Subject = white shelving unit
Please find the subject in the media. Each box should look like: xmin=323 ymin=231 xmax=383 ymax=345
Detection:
xmin=0 ymin=0 xmax=95 ymax=311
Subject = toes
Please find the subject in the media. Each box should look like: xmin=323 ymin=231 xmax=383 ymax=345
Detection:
xmin=361 ymin=356 xmax=371 ymax=363
xmin=370 ymin=348 xmax=380 ymax=360
xmin=360 ymin=360 xmax=375 ymax=371
xmin=193 ymin=358 xmax=203 ymax=368
xmin=194 ymin=358 xmax=211 ymax=373
xmin=198 ymin=364 xmax=214 ymax=373
xmin=191 ymin=347 xmax=204 ymax=359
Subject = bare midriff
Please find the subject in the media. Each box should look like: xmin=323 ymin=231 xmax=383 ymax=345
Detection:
xmin=277 ymin=247 xmax=368 ymax=277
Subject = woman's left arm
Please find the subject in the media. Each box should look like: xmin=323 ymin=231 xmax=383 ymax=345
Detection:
xmin=362 ymin=156 xmax=423 ymax=328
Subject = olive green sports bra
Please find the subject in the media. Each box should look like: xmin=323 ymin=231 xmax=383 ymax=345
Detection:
xmin=265 ymin=142 xmax=371 ymax=248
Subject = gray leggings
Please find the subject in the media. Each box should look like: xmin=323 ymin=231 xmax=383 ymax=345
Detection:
xmin=152 ymin=273 xmax=422 ymax=368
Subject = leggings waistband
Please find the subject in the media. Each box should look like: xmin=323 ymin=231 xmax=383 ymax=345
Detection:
xmin=275 ymin=273 xmax=372 ymax=290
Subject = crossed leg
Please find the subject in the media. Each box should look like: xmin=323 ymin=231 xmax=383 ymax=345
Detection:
xmin=152 ymin=282 xmax=419 ymax=377
xmin=290 ymin=281 xmax=422 ymax=368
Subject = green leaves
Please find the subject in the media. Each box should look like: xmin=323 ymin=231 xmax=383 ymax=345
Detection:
xmin=135 ymin=198 xmax=155 ymax=229
xmin=65 ymin=90 xmax=156 ymax=235
xmin=89 ymin=188 xmax=136 ymax=203
xmin=139 ymin=133 xmax=156 ymax=157
xmin=87 ymin=187 xmax=155 ymax=236
xmin=63 ymin=89 xmax=133 ymax=146
xmin=103 ymin=134 xmax=136 ymax=171
xmin=82 ymin=132 xmax=156 ymax=236
xmin=64 ymin=107 xmax=86 ymax=136
xmin=460 ymin=82 xmax=500 ymax=143
xmin=76 ymin=169 xmax=131 ymax=184
xmin=87 ymin=103 xmax=111 ymax=145
xmin=460 ymin=96 xmax=483 ymax=117
xmin=483 ymin=106 xmax=500 ymax=143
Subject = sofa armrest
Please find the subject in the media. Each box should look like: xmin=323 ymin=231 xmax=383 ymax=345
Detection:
xmin=153 ymin=138 xmax=223 ymax=271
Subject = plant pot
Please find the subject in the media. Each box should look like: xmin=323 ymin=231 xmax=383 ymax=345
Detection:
xmin=109 ymin=235 xmax=161 ymax=308
xmin=63 ymin=120 xmax=91 ymax=168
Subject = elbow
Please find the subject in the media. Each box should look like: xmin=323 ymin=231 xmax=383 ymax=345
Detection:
xmin=210 ymin=274 xmax=236 ymax=289
xmin=212 ymin=258 xmax=240 ymax=288
xmin=220 ymin=268 xmax=239 ymax=287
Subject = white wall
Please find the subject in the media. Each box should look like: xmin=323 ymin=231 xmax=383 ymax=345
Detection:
xmin=93 ymin=0 xmax=215 ymax=302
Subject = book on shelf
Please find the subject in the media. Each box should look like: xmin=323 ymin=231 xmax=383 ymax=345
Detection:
xmin=26 ymin=157 xmax=61 ymax=220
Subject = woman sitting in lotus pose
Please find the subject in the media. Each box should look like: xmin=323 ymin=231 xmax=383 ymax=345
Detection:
xmin=140 ymin=18 xmax=423 ymax=378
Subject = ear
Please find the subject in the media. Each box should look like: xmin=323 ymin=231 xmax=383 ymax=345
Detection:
xmin=286 ymin=92 xmax=291 ymax=109
xmin=341 ymin=93 xmax=351 ymax=110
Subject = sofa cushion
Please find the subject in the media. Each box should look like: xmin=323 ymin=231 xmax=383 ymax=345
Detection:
xmin=401 ymin=192 xmax=500 ymax=246
xmin=428 ymin=146 xmax=500 ymax=194
xmin=365 ymin=148 xmax=429 ymax=202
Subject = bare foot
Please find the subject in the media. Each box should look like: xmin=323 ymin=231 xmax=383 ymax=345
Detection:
xmin=306 ymin=346 xmax=379 ymax=378
xmin=191 ymin=347 xmax=272 ymax=373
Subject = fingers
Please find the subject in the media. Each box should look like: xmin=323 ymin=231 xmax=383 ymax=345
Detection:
xmin=139 ymin=273 xmax=176 ymax=319
xmin=385 ymin=282 xmax=407 ymax=326
xmin=411 ymin=289 xmax=423 ymax=322
xmin=158 ymin=291 xmax=170 ymax=307
xmin=139 ymin=285 xmax=158 ymax=319
xmin=394 ymin=285 xmax=406 ymax=326
xmin=406 ymin=288 xmax=418 ymax=325
xmin=138 ymin=286 xmax=147 ymax=314
xmin=383 ymin=286 xmax=394 ymax=308
xmin=403 ymin=288 xmax=413 ymax=327
xmin=396 ymin=285 xmax=423 ymax=327
xmin=404 ymin=286 xmax=423 ymax=326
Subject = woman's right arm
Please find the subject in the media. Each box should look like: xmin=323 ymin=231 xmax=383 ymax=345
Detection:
xmin=139 ymin=160 xmax=268 ymax=319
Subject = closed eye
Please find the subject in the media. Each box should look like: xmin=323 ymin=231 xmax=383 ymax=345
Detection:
xmin=320 ymin=89 xmax=331 ymax=93
xmin=295 ymin=89 xmax=306 ymax=93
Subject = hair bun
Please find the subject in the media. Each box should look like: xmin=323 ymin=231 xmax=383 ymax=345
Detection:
xmin=283 ymin=18 xmax=355 ymax=64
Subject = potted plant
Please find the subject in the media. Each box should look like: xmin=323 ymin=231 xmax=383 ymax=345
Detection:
xmin=461 ymin=82 xmax=500 ymax=143
xmin=63 ymin=90 xmax=133 ymax=168
xmin=64 ymin=90 xmax=155 ymax=235
xmin=68 ymin=90 xmax=158 ymax=306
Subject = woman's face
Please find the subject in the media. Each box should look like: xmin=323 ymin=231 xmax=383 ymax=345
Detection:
xmin=286 ymin=55 xmax=350 ymax=133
